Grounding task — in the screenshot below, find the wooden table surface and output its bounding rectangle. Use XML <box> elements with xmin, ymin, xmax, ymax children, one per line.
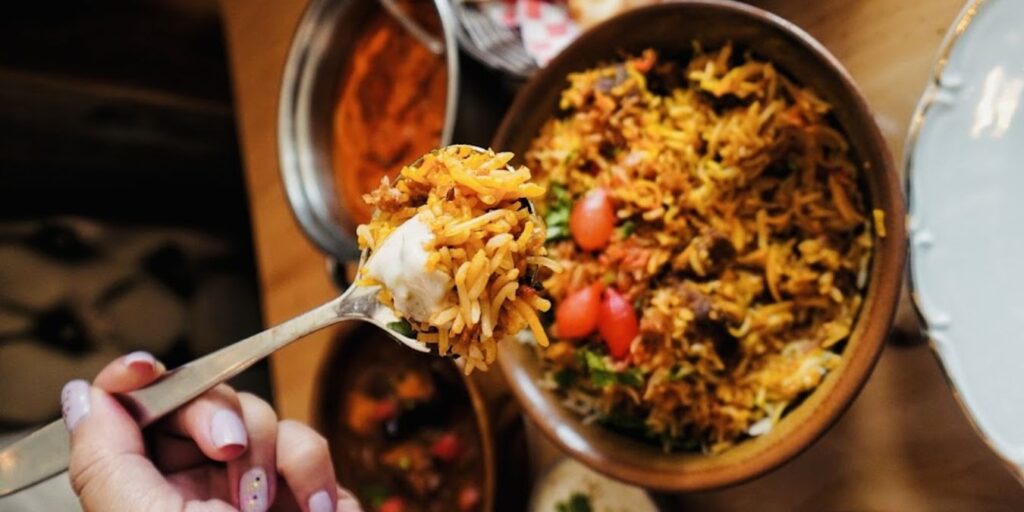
<box><xmin>219</xmin><ymin>0</ymin><xmax>1024</xmax><ymax>509</ymax></box>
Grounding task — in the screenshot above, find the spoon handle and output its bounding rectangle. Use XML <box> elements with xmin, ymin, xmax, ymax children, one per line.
<box><xmin>0</xmin><ymin>294</ymin><xmax>346</xmax><ymax>497</ymax></box>
<box><xmin>121</xmin><ymin>294</ymin><xmax>346</xmax><ymax>425</ymax></box>
<box><xmin>377</xmin><ymin>0</ymin><xmax>445</xmax><ymax>55</ymax></box>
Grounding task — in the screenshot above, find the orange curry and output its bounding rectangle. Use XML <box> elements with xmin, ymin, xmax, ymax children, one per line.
<box><xmin>331</xmin><ymin>2</ymin><xmax>448</xmax><ymax>225</ymax></box>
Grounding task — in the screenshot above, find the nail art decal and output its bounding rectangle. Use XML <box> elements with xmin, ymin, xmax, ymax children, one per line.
<box><xmin>240</xmin><ymin>467</ymin><xmax>269</xmax><ymax>512</ymax></box>
<box><xmin>60</xmin><ymin>380</ymin><xmax>90</xmax><ymax>431</ymax></box>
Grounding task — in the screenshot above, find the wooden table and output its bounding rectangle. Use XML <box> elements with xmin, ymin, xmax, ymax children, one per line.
<box><xmin>219</xmin><ymin>0</ymin><xmax>1024</xmax><ymax>509</ymax></box>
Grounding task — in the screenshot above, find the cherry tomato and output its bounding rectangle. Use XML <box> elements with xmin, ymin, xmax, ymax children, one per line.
<box><xmin>570</xmin><ymin>188</ymin><xmax>616</xmax><ymax>250</ymax></box>
<box><xmin>598</xmin><ymin>288</ymin><xmax>639</xmax><ymax>359</ymax></box>
<box><xmin>430</xmin><ymin>431</ymin><xmax>462</xmax><ymax>462</ymax></box>
<box><xmin>379</xmin><ymin>497</ymin><xmax>406</xmax><ymax>512</ymax></box>
<box><xmin>555</xmin><ymin>282</ymin><xmax>603</xmax><ymax>339</ymax></box>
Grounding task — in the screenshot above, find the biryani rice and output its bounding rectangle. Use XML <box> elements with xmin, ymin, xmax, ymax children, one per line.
<box><xmin>528</xmin><ymin>45</ymin><xmax>876</xmax><ymax>452</ymax></box>
<box><xmin>357</xmin><ymin>145</ymin><xmax>558</xmax><ymax>373</ymax></box>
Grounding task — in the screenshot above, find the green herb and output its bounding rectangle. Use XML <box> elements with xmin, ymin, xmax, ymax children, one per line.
<box><xmin>616</xmin><ymin>220</ymin><xmax>636</xmax><ymax>239</ymax></box>
<box><xmin>590</xmin><ymin>369</ymin><xmax>617</xmax><ymax>388</ymax></box>
<box><xmin>601</xmin><ymin>271</ymin><xmax>617</xmax><ymax>286</ymax></box>
<box><xmin>578</xmin><ymin>348</ymin><xmax>607</xmax><ymax>371</ymax></box>
<box><xmin>578</xmin><ymin>348</ymin><xmax>645</xmax><ymax>388</ymax></box>
<box><xmin>555</xmin><ymin>492</ymin><xmax>593</xmax><ymax>512</ymax></box>
<box><xmin>668</xmin><ymin>364</ymin><xmax>694</xmax><ymax>381</ymax></box>
<box><xmin>546</xmin><ymin>214</ymin><xmax>570</xmax><ymax>241</ymax></box>
<box><xmin>551</xmin><ymin>181</ymin><xmax>571</xmax><ymax>203</ymax></box>
<box><xmin>618</xmin><ymin>368</ymin><xmax>646</xmax><ymax>387</ymax></box>
<box><xmin>553</xmin><ymin>368</ymin><xmax>577</xmax><ymax>389</ymax></box>
<box><xmin>361</xmin><ymin>485</ymin><xmax>390</xmax><ymax>509</ymax></box>
<box><xmin>386</xmin><ymin>320</ymin><xmax>415</xmax><ymax>338</ymax></box>
<box><xmin>578</xmin><ymin>348</ymin><xmax>612</xmax><ymax>388</ymax></box>
<box><xmin>563</xmin><ymin>150</ymin><xmax>578</xmax><ymax>166</ymax></box>
<box><xmin>545</xmin><ymin>183</ymin><xmax>573</xmax><ymax>242</ymax></box>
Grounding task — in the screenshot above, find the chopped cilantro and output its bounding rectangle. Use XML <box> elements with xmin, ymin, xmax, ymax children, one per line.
<box><xmin>551</xmin><ymin>181</ymin><xmax>571</xmax><ymax>203</ymax></box>
<box><xmin>386</xmin><ymin>320</ymin><xmax>415</xmax><ymax>338</ymax></box>
<box><xmin>601</xmin><ymin>271</ymin><xmax>617</xmax><ymax>286</ymax></box>
<box><xmin>616</xmin><ymin>220</ymin><xmax>636</xmax><ymax>238</ymax></box>
<box><xmin>553</xmin><ymin>368</ymin><xmax>577</xmax><ymax>389</ymax></box>
<box><xmin>555</xmin><ymin>492</ymin><xmax>593</xmax><ymax>512</ymax></box>
<box><xmin>577</xmin><ymin>348</ymin><xmax>646</xmax><ymax>388</ymax></box>
<box><xmin>590</xmin><ymin>369</ymin><xmax>617</xmax><ymax>388</ymax></box>
<box><xmin>578</xmin><ymin>349</ymin><xmax>613</xmax><ymax>388</ymax></box>
<box><xmin>618</xmin><ymin>368</ymin><xmax>646</xmax><ymax>387</ymax></box>
<box><xmin>668</xmin><ymin>365</ymin><xmax>694</xmax><ymax>381</ymax></box>
<box><xmin>546</xmin><ymin>213</ymin><xmax>570</xmax><ymax>240</ymax></box>
<box><xmin>578</xmin><ymin>348</ymin><xmax>607</xmax><ymax>371</ymax></box>
<box><xmin>545</xmin><ymin>183</ymin><xmax>573</xmax><ymax>242</ymax></box>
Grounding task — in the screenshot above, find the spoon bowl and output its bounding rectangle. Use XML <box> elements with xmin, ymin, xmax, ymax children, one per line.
<box><xmin>359</xmin><ymin>144</ymin><xmax>540</xmax><ymax>287</ymax></box>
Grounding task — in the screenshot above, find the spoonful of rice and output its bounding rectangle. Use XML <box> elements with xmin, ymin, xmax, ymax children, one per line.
<box><xmin>0</xmin><ymin>145</ymin><xmax>558</xmax><ymax>497</ymax></box>
<box><xmin>357</xmin><ymin>144</ymin><xmax>559</xmax><ymax>370</ymax></box>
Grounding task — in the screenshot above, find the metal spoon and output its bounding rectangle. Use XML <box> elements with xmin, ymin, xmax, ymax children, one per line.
<box><xmin>378</xmin><ymin>0</ymin><xmax>445</xmax><ymax>56</ymax></box>
<box><xmin>0</xmin><ymin>145</ymin><xmax>538</xmax><ymax>497</ymax></box>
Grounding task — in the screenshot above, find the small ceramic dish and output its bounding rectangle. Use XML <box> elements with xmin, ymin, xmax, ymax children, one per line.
<box><xmin>529</xmin><ymin>457</ymin><xmax>657</xmax><ymax>512</ymax></box>
<box><xmin>906</xmin><ymin>0</ymin><xmax>1024</xmax><ymax>483</ymax></box>
<box><xmin>493</xmin><ymin>0</ymin><xmax>906</xmax><ymax>491</ymax></box>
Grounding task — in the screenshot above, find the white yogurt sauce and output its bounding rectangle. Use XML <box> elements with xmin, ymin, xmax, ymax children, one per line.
<box><xmin>365</xmin><ymin>215</ymin><xmax>447</xmax><ymax>322</ymax></box>
<box><xmin>530</xmin><ymin>458</ymin><xmax>657</xmax><ymax>512</ymax></box>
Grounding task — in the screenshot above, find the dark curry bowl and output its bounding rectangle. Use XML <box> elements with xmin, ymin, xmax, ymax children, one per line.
<box><xmin>316</xmin><ymin>325</ymin><xmax>496</xmax><ymax>510</ymax></box>
<box><xmin>491</xmin><ymin>0</ymin><xmax>906</xmax><ymax>491</ymax></box>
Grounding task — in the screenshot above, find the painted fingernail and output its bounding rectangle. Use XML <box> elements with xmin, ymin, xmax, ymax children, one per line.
<box><xmin>308</xmin><ymin>490</ymin><xmax>335</xmax><ymax>512</ymax></box>
<box><xmin>60</xmin><ymin>380</ymin><xmax>90</xmax><ymax>431</ymax></box>
<box><xmin>240</xmin><ymin>467</ymin><xmax>269</xmax><ymax>512</ymax></box>
<box><xmin>336</xmin><ymin>498</ymin><xmax>362</xmax><ymax>512</ymax></box>
<box><xmin>123</xmin><ymin>351</ymin><xmax>157</xmax><ymax>370</ymax></box>
<box><xmin>336</xmin><ymin>488</ymin><xmax>363</xmax><ymax>512</ymax></box>
<box><xmin>211</xmin><ymin>409</ymin><xmax>248</xmax><ymax>450</ymax></box>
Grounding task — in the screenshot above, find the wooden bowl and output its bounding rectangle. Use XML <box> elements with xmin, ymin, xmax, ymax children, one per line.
<box><xmin>492</xmin><ymin>0</ymin><xmax>906</xmax><ymax>491</ymax></box>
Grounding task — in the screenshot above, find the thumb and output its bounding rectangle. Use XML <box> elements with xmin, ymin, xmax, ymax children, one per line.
<box><xmin>61</xmin><ymin>380</ymin><xmax>181</xmax><ymax>512</ymax></box>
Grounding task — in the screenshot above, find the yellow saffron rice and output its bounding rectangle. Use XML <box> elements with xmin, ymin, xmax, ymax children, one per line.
<box><xmin>357</xmin><ymin>145</ymin><xmax>559</xmax><ymax>373</ymax></box>
<box><xmin>528</xmin><ymin>45</ymin><xmax>876</xmax><ymax>451</ymax></box>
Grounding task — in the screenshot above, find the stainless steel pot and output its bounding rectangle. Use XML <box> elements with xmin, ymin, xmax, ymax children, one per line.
<box><xmin>278</xmin><ymin>0</ymin><xmax>460</xmax><ymax>261</ymax></box>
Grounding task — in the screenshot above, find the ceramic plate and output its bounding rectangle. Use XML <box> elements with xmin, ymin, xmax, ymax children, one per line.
<box><xmin>907</xmin><ymin>0</ymin><xmax>1024</xmax><ymax>479</ymax></box>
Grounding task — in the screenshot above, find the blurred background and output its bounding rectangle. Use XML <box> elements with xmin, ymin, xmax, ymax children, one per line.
<box><xmin>1</xmin><ymin>0</ymin><xmax>1023</xmax><ymax>511</ymax></box>
<box><xmin>0</xmin><ymin>1</ymin><xmax>267</xmax><ymax>507</ymax></box>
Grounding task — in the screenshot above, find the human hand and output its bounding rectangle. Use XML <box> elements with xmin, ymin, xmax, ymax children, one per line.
<box><xmin>60</xmin><ymin>352</ymin><xmax>363</xmax><ymax>512</ymax></box>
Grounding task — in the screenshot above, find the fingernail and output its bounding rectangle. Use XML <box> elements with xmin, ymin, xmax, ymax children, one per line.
<box><xmin>336</xmin><ymin>496</ymin><xmax>363</xmax><ymax>512</ymax></box>
<box><xmin>60</xmin><ymin>380</ymin><xmax>91</xmax><ymax>431</ymax></box>
<box><xmin>308</xmin><ymin>490</ymin><xmax>335</xmax><ymax>512</ymax></box>
<box><xmin>335</xmin><ymin>488</ymin><xmax>363</xmax><ymax>512</ymax></box>
<box><xmin>240</xmin><ymin>467</ymin><xmax>269</xmax><ymax>512</ymax></box>
<box><xmin>211</xmin><ymin>409</ymin><xmax>248</xmax><ymax>450</ymax></box>
<box><xmin>123</xmin><ymin>351</ymin><xmax>156</xmax><ymax>370</ymax></box>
